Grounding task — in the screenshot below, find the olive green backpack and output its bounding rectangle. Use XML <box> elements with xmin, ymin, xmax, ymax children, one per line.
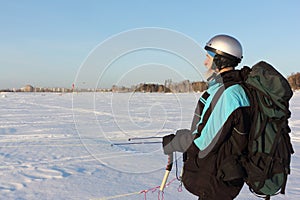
<box><xmin>239</xmin><ymin>61</ymin><xmax>294</xmax><ymax>199</ymax></box>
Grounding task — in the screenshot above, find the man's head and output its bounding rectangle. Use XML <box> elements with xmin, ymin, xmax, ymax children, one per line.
<box><xmin>204</xmin><ymin>34</ymin><xmax>243</xmax><ymax>71</ymax></box>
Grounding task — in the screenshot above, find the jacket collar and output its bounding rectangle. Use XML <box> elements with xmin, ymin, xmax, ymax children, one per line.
<box><xmin>213</xmin><ymin>70</ymin><xmax>243</xmax><ymax>84</ymax></box>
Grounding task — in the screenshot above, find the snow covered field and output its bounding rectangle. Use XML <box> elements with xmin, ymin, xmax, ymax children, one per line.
<box><xmin>0</xmin><ymin>91</ymin><xmax>299</xmax><ymax>200</ymax></box>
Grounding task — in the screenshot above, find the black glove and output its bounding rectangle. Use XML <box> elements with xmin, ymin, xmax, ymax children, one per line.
<box><xmin>162</xmin><ymin>129</ymin><xmax>193</xmax><ymax>155</ymax></box>
<box><xmin>162</xmin><ymin>134</ymin><xmax>175</xmax><ymax>155</ymax></box>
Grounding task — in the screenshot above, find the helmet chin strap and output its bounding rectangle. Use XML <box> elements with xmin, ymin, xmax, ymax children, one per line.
<box><xmin>206</xmin><ymin>72</ymin><xmax>217</xmax><ymax>81</ymax></box>
<box><xmin>205</xmin><ymin>64</ymin><xmax>218</xmax><ymax>81</ymax></box>
<box><xmin>211</xmin><ymin>61</ymin><xmax>234</xmax><ymax>72</ymax></box>
<box><xmin>218</xmin><ymin>66</ymin><xmax>234</xmax><ymax>73</ymax></box>
<box><xmin>211</xmin><ymin>62</ymin><xmax>218</xmax><ymax>70</ymax></box>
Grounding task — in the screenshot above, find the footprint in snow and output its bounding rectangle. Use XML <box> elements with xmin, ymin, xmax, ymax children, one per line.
<box><xmin>20</xmin><ymin>167</ymin><xmax>72</xmax><ymax>181</ymax></box>
<box><xmin>0</xmin><ymin>182</ymin><xmax>24</xmax><ymax>192</ymax></box>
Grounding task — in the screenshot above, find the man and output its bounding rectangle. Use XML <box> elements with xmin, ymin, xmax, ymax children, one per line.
<box><xmin>162</xmin><ymin>34</ymin><xmax>251</xmax><ymax>200</ymax></box>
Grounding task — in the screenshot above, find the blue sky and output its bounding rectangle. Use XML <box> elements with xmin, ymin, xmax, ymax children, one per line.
<box><xmin>1</xmin><ymin>0</ymin><xmax>299</xmax><ymax>89</ymax></box>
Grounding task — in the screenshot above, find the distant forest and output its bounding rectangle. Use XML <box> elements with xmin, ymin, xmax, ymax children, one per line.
<box><xmin>114</xmin><ymin>72</ymin><xmax>300</xmax><ymax>93</ymax></box>
<box><xmin>1</xmin><ymin>73</ymin><xmax>299</xmax><ymax>93</ymax></box>
<box><xmin>111</xmin><ymin>73</ymin><xmax>300</xmax><ymax>93</ymax></box>
<box><xmin>112</xmin><ymin>80</ymin><xmax>208</xmax><ymax>93</ymax></box>
<box><xmin>288</xmin><ymin>73</ymin><xmax>300</xmax><ymax>90</ymax></box>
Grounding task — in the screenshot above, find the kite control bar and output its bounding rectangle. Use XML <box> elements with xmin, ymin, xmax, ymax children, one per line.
<box><xmin>111</xmin><ymin>136</ymin><xmax>163</xmax><ymax>146</ymax></box>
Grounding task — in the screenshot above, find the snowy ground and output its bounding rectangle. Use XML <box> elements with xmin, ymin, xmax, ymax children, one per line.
<box><xmin>0</xmin><ymin>91</ymin><xmax>299</xmax><ymax>200</ymax></box>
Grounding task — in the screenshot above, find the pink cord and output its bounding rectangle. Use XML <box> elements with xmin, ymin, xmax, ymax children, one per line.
<box><xmin>139</xmin><ymin>178</ymin><xmax>180</xmax><ymax>200</ymax></box>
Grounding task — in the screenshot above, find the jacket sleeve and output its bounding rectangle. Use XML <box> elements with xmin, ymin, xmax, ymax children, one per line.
<box><xmin>163</xmin><ymin>99</ymin><xmax>203</xmax><ymax>153</ymax></box>
<box><xmin>163</xmin><ymin>90</ymin><xmax>212</xmax><ymax>153</ymax></box>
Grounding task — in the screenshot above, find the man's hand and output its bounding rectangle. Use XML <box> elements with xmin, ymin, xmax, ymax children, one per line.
<box><xmin>162</xmin><ymin>134</ymin><xmax>175</xmax><ymax>155</ymax></box>
<box><xmin>162</xmin><ymin>129</ymin><xmax>193</xmax><ymax>155</ymax></box>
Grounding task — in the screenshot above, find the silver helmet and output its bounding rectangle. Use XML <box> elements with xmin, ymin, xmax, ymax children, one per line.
<box><xmin>204</xmin><ymin>34</ymin><xmax>243</xmax><ymax>63</ymax></box>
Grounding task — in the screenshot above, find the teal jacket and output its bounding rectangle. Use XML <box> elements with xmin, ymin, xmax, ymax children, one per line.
<box><xmin>193</xmin><ymin>75</ymin><xmax>250</xmax><ymax>158</ymax></box>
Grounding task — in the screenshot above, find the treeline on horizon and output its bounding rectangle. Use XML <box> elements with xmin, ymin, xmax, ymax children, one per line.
<box><xmin>1</xmin><ymin>73</ymin><xmax>300</xmax><ymax>93</ymax></box>
<box><xmin>288</xmin><ymin>72</ymin><xmax>300</xmax><ymax>90</ymax></box>
<box><xmin>122</xmin><ymin>73</ymin><xmax>300</xmax><ymax>92</ymax></box>
<box><xmin>0</xmin><ymin>80</ymin><xmax>208</xmax><ymax>93</ymax></box>
<box><xmin>113</xmin><ymin>80</ymin><xmax>207</xmax><ymax>93</ymax></box>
